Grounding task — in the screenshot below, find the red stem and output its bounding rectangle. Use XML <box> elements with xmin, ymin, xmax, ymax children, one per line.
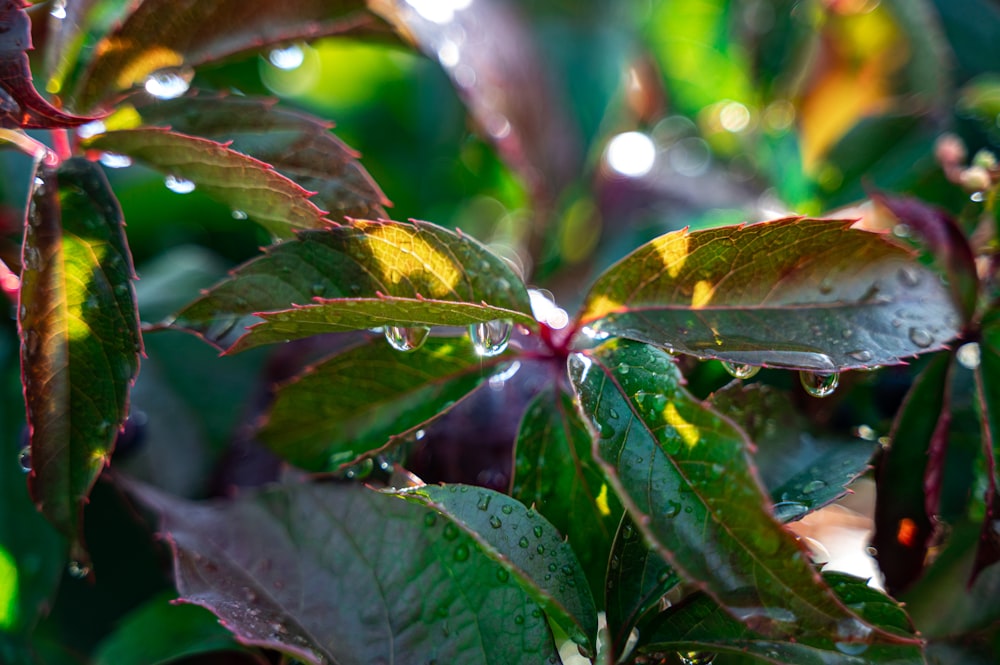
<box><xmin>50</xmin><ymin>128</ymin><xmax>72</xmax><ymax>162</ymax></box>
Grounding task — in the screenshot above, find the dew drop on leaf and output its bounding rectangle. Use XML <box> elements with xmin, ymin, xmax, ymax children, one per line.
<box><xmin>496</xmin><ymin>567</ymin><xmax>509</xmax><ymax>582</ymax></box>
<box><xmin>164</xmin><ymin>175</ymin><xmax>196</xmax><ymax>194</ymax></box>
<box><xmin>501</xmin><ymin>504</ymin><xmax>513</xmax><ymax>515</ymax></box>
<box><xmin>721</xmin><ymin>361</ymin><xmax>760</xmax><ymax>379</ymax></box>
<box><xmin>442</xmin><ymin>523</ymin><xmax>459</xmax><ymax>541</ymax></box>
<box><xmin>50</xmin><ymin>0</ymin><xmax>67</xmax><ymax>19</ymax></box>
<box><xmin>17</xmin><ymin>445</ymin><xmax>31</xmax><ymax>473</ymax></box>
<box><xmin>897</xmin><ymin>265</ymin><xmax>922</xmax><ymax>288</ymax></box>
<box><xmin>518</xmin><ymin>536</ymin><xmax>529</xmax><ymax>548</ymax></box>
<box><xmin>488</xmin><ymin>515</ymin><xmax>501</xmax><ymax>529</ymax></box>
<box><xmin>468</xmin><ymin>319</ymin><xmax>512</xmax><ymax>357</ymax></box>
<box><xmin>801</xmin><ymin>479</ymin><xmax>827</xmax><ymax>495</ymax></box>
<box><xmin>67</xmin><ymin>561</ymin><xmax>90</xmax><ymax>579</ymax></box>
<box><xmin>453</xmin><ymin>544</ymin><xmax>469</xmax><ymax>562</ymax></box>
<box><xmin>384</xmin><ymin>325</ymin><xmax>430</xmax><ymax>352</ymax></box>
<box><xmin>423</xmin><ymin>512</ymin><xmax>437</xmax><ymax>528</ymax></box>
<box><xmin>514</xmin><ymin>614</ymin><xmax>525</xmax><ymax>625</ymax></box>
<box><xmin>144</xmin><ymin>68</ymin><xmax>193</xmax><ymax>99</ymax></box>
<box><xmin>679</xmin><ymin>652</ymin><xmax>716</xmax><ymax>665</ymax></box>
<box><xmin>98</xmin><ymin>152</ymin><xmax>132</xmax><ymax>169</ymax></box>
<box><xmin>799</xmin><ymin>371</ymin><xmax>839</xmax><ymax>398</ymax></box>
<box><xmin>665</xmin><ymin>500</ymin><xmax>681</xmax><ymax>518</ymax></box>
<box><xmin>268</xmin><ymin>44</ymin><xmax>305</xmax><ymax>70</ymax></box>
<box><xmin>908</xmin><ymin>327</ymin><xmax>933</xmax><ymax>349</ymax></box>
<box><xmin>532</xmin><ymin>525</ymin><xmax>543</xmax><ymax>538</ymax></box>
<box><xmin>846</xmin><ymin>349</ymin><xmax>872</xmax><ymax>363</ymax></box>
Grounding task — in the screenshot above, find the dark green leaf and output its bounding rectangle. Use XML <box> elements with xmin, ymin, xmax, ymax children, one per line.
<box><xmin>92</xmin><ymin>592</ymin><xmax>248</xmax><ymax>665</ymax></box>
<box><xmin>974</xmin><ymin>308</ymin><xmax>1000</xmax><ymax>579</ymax></box>
<box><xmin>578</xmin><ymin>219</ymin><xmax>961</xmax><ymax>371</ymax></box>
<box><xmin>395</xmin><ymin>484</ymin><xmax>597</xmax><ymax>654</ymax></box>
<box><xmin>639</xmin><ymin>573</ymin><xmax>924</xmax><ymax>664</ymax></box>
<box><xmin>124</xmin><ymin>478</ymin><xmax>560</xmax><ymax>665</ymax></box>
<box><xmin>71</xmin><ymin>0</ymin><xmax>391</xmax><ymax>111</ymax></box>
<box><xmin>511</xmin><ymin>387</ymin><xmax>622</xmax><ymax>597</ymax></box>
<box><xmin>165</xmin><ymin>220</ymin><xmax>534</xmax><ymax>351</ymax></box>
<box><xmin>873</xmin><ymin>351</ymin><xmax>952</xmax><ymax>594</ymax></box>
<box><xmin>708</xmin><ymin>382</ymin><xmax>877</xmax><ymax>519</ymax></box>
<box><xmin>83</xmin><ymin>129</ymin><xmax>328</xmax><ymax>238</ymax></box>
<box><xmin>259</xmin><ymin>336</ymin><xmax>501</xmax><ymax>471</ymax></box>
<box><xmin>119</xmin><ymin>95</ymin><xmax>390</xmax><ymax>222</ymax></box>
<box><xmin>568</xmin><ymin>339</ymin><xmax>917</xmax><ymax>646</ymax></box>
<box><xmin>19</xmin><ymin>157</ymin><xmax>141</xmax><ymax>561</ymax></box>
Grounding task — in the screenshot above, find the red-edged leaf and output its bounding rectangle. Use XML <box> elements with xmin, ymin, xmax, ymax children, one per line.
<box><xmin>0</xmin><ymin>1</ymin><xmax>96</xmax><ymax>128</ymax></box>
<box><xmin>578</xmin><ymin>218</ymin><xmax>962</xmax><ymax>371</ymax></box>
<box><xmin>568</xmin><ymin>339</ymin><xmax>920</xmax><ymax>648</ymax></box>
<box><xmin>125</xmin><ymin>95</ymin><xmax>390</xmax><ymax>222</ymax></box>
<box><xmin>973</xmin><ymin>308</ymin><xmax>1000</xmax><ymax>582</ymax></box>
<box><xmin>83</xmin><ymin>128</ymin><xmax>329</xmax><ymax>237</ymax></box>
<box><xmin>19</xmin><ymin>157</ymin><xmax>141</xmax><ymax>561</ymax></box>
<box><xmin>873</xmin><ymin>351</ymin><xmax>953</xmax><ymax>594</ymax></box>
<box><xmin>72</xmin><ymin>0</ymin><xmax>391</xmax><ymax>111</ymax></box>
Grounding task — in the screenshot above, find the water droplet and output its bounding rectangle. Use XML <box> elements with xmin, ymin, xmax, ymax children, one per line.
<box><xmin>164</xmin><ymin>174</ymin><xmax>195</xmax><ymax>194</ymax></box>
<box><xmin>496</xmin><ymin>567</ymin><xmax>509</xmax><ymax>582</ymax></box>
<box><xmin>489</xmin><ymin>515</ymin><xmax>501</xmax><ymax>529</ymax></box>
<box><xmin>453</xmin><ymin>544</ymin><xmax>469</xmax><ymax>562</ymax></box>
<box><xmin>536</xmin><ymin>544</ymin><xmax>545</xmax><ymax>555</ymax></box>
<box><xmin>897</xmin><ymin>265</ymin><xmax>922</xmax><ymax>288</ymax></box>
<box><xmin>908</xmin><ymin>327</ymin><xmax>934</xmax><ymax>348</ymax></box>
<box><xmin>622</xmin><ymin>524</ymin><xmax>635</xmax><ymax>540</ymax></box>
<box><xmin>310</xmin><ymin>283</ymin><xmax>326</xmax><ymax>297</ymax></box>
<box><xmin>50</xmin><ymin>0</ymin><xmax>67</xmax><ymax>20</ymax></box>
<box><xmin>679</xmin><ymin>652</ymin><xmax>716</xmax><ymax>665</ymax></box>
<box><xmin>18</xmin><ymin>445</ymin><xmax>31</xmax><ymax>472</ymax></box>
<box><xmin>343</xmin><ymin>458</ymin><xmax>373</xmax><ymax>480</ymax></box>
<box><xmin>846</xmin><ymin>349</ymin><xmax>872</xmax><ymax>364</ymax></box>
<box><xmin>501</xmin><ymin>505</ymin><xmax>513</xmax><ymax>515</ymax></box>
<box><xmin>518</xmin><ymin>536</ymin><xmax>529</xmax><ymax>548</ymax></box>
<box><xmin>424</xmin><ymin>512</ymin><xmax>437</xmax><ymax>527</ymax></box>
<box><xmin>841</xmin><ymin>328</ymin><xmax>854</xmax><ymax>340</ymax></box>
<box><xmin>268</xmin><ymin>44</ymin><xmax>305</xmax><ymax>70</ymax></box>
<box><xmin>144</xmin><ymin>68</ymin><xmax>193</xmax><ymax>99</ymax></box>
<box><xmin>468</xmin><ymin>319</ymin><xmax>512</xmax><ymax>357</ymax></box>
<box><xmin>721</xmin><ymin>362</ymin><xmax>760</xmax><ymax>380</ymax></box>
<box><xmin>799</xmin><ymin>371</ymin><xmax>839</xmax><ymax>398</ymax></box>
<box><xmin>473</xmin><ymin>494</ymin><xmax>492</xmax><ymax>513</ymax></box>
<box><xmin>514</xmin><ymin>614</ymin><xmax>525</xmax><ymax>625</ymax></box>
<box><xmin>548</xmin><ymin>563</ymin><xmax>558</xmax><ymax>572</ymax></box>
<box><xmin>802</xmin><ymin>479</ymin><xmax>827</xmax><ymax>495</ymax></box>
<box><xmin>443</xmin><ymin>523</ymin><xmax>459</xmax><ymax>541</ymax></box>
<box><xmin>67</xmin><ymin>560</ymin><xmax>89</xmax><ymax>579</ymax></box>
<box><xmin>384</xmin><ymin>325</ymin><xmax>430</xmax><ymax>352</ymax></box>
<box><xmin>608</xmin><ymin>408</ymin><xmax>620</xmax><ymax>420</ymax></box>
<box><xmin>532</xmin><ymin>525</ymin><xmax>543</xmax><ymax>538</ymax></box>
<box><xmin>231</xmin><ymin>209</ymin><xmax>248</xmax><ymax>220</ymax></box>
<box><xmin>617</xmin><ymin>364</ymin><xmax>630</xmax><ymax>375</ymax></box>
<box><xmin>957</xmin><ymin>342</ymin><xmax>981</xmax><ymax>370</ymax></box>
<box><xmin>773</xmin><ymin>501</ymin><xmax>809</xmax><ymax>521</ymax></box>
<box><xmin>665</xmin><ymin>500</ymin><xmax>681</xmax><ymax>518</ymax></box>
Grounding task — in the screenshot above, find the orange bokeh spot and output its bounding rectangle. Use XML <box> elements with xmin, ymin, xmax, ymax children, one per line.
<box><xmin>896</xmin><ymin>518</ymin><xmax>918</xmax><ymax>547</ymax></box>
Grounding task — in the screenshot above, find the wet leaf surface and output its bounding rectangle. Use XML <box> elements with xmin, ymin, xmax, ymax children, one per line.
<box><xmin>165</xmin><ymin>220</ymin><xmax>534</xmax><ymax>351</ymax></box>
<box><xmin>569</xmin><ymin>339</ymin><xmax>917</xmax><ymax>645</ymax></box>
<box><xmin>72</xmin><ymin>0</ymin><xmax>390</xmax><ymax>111</ymax></box>
<box><xmin>124</xmin><ymin>478</ymin><xmax>560</xmax><ymax>665</ymax></box>
<box><xmin>259</xmin><ymin>336</ymin><xmax>500</xmax><ymax>471</ymax></box>
<box><xmin>578</xmin><ymin>219</ymin><xmax>962</xmax><ymax>371</ymax></box>
<box><xmin>395</xmin><ymin>484</ymin><xmax>597</xmax><ymax>654</ymax></box>
<box><xmin>511</xmin><ymin>387</ymin><xmax>622</xmax><ymax>598</ymax></box>
<box><xmin>19</xmin><ymin>157</ymin><xmax>141</xmax><ymax>560</ymax></box>
<box><xmin>639</xmin><ymin>573</ymin><xmax>925</xmax><ymax>664</ymax></box>
<box><xmin>125</xmin><ymin>95</ymin><xmax>390</xmax><ymax>222</ymax></box>
<box><xmin>83</xmin><ymin>129</ymin><xmax>328</xmax><ymax>238</ymax></box>
<box><xmin>873</xmin><ymin>351</ymin><xmax>953</xmax><ymax>594</ymax></box>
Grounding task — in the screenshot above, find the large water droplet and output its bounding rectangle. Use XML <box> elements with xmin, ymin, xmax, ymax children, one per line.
<box><xmin>908</xmin><ymin>327</ymin><xmax>933</xmax><ymax>349</ymax></box>
<box><xmin>50</xmin><ymin>0</ymin><xmax>67</xmax><ymax>19</ymax></box>
<box><xmin>268</xmin><ymin>44</ymin><xmax>305</xmax><ymax>70</ymax></box>
<box><xmin>800</xmin><ymin>371</ymin><xmax>839</xmax><ymax>398</ymax></box>
<box><xmin>144</xmin><ymin>68</ymin><xmax>193</xmax><ymax>99</ymax></box>
<box><xmin>97</xmin><ymin>151</ymin><xmax>132</xmax><ymax>169</ymax></box>
<box><xmin>468</xmin><ymin>319</ymin><xmax>512</xmax><ymax>357</ymax></box>
<box><xmin>957</xmin><ymin>342</ymin><xmax>981</xmax><ymax>370</ymax></box>
<box><xmin>476</xmin><ymin>493</ymin><xmax>491</xmax><ymax>511</ymax></box>
<box><xmin>164</xmin><ymin>174</ymin><xmax>196</xmax><ymax>194</ymax></box>
<box><xmin>18</xmin><ymin>445</ymin><xmax>31</xmax><ymax>472</ymax></box>
<box><xmin>721</xmin><ymin>361</ymin><xmax>760</xmax><ymax>380</ymax></box>
<box><xmin>384</xmin><ymin>325</ymin><xmax>430</xmax><ymax>352</ymax></box>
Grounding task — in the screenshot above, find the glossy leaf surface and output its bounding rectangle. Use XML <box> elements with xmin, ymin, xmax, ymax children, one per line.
<box><xmin>511</xmin><ymin>387</ymin><xmax>621</xmax><ymax>595</ymax></box>
<box><xmin>974</xmin><ymin>309</ymin><xmax>1000</xmax><ymax>579</ymax></box>
<box><xmin>578</xmin><ymin>219</ymin><xmax>961</xmax><ymax>371</ymax></box>
<box><xmin>640</xmin><ymin>573</ymin><xmax>925</xmax><ymax>664</ymax></box>
<box><xmin>19</xmin><ymin>157</ymin><xmax>141</xmax><ymax>558</ymax></box>
<box><xmin>166</xmin><ymin>219</ymin><xmax>534</xmax><ymax>351</ymax></box>
<box><xmin>72</xmin><ymin>0</ymin><xmax>388</xmax><ymax>111</ymax></box>
<box><xmin>84</xmin><ymin>129</ymin><xmax>328</xmax><ymax>237</ymax></box>
<box><xmin>569</xmin><ymin>339</ymin><xmax>914</xmax><ymax>645</ymax></box>
<box><xmin>395</xmin><ymin>484</ymin><xmax>597</xmax><ymax>653</ymax></box>
<box><xmin>125</xmin><ymin>479</ymin><xmax>560</xmax><ymax>665</ymax></box>
<box><xmin>126</xmin><ymin>95</ymin><xmax>389</xmax><ymax>222</ymax></box>
<box><xmin>873</xmin><ymin>351</ymin><xmax>952</xmax><ymax>594</ymax></box>
<box><xmin>259</xmin><ymin>336</ymin><xmax>499</xmax><ymax>470</ymax></box>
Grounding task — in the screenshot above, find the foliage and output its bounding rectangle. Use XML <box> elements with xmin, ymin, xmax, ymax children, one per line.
<box><xmin>2</xmin><ymin>1</ymin><xmax>1000</xmax><ymax>664</ymax></box>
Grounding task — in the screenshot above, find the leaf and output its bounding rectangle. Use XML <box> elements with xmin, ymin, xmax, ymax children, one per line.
<box><xmin>72</xmin><ymin>0</ymin><xmax>391</xmax><ymax>111</ymax></box>
<box><xmin>83</xmin><ymin>128</ymin><xmax>328</xmax><ymax>238</ymax></box>
<box><xmin>639</xmin><ymin>573</ymin><xmax>925</xmax><ymax>665</ymax></box>
<box><xmin>259</xmin><ymin>336</ymin><xmax>501</xmax><ymax>471</ymax></box>
<box><xmin>578</xmin><ymin>218</ymin><xmax>962</xmax><ymax>371</ymax></box>
<box><xmin>394</xmin><ymin>484</ymin><xmax>597</xmax><ymax>654</ymax></box>
<box><xmin>92</xmin><ymin>592</ymin><xmax>250</xmax><ymax>665</ymax></box>
<box><xmin>115</xmin><ymin>95</ymin><xmax>390</xmax><ymax>222</ymax></box>
<box><xmin>568</xmin><ymin>339</ymin><xmax>918</xmax><ymax>646</ymax></box>
<box><xmin>872</xmin><ymin>351</ymin><xmax>953</xmax><ymax>594</ymax></box>
<box><xmin>166</xmin><ymin>219</ymin><xmax>535</xmax><ymax>351</ymax></box>
<box><xmin>974</xmin><ymin>308</ymin><xmax>1000</xmax><ymax>580</ymax></box>
<box><xmin>124</xmin><ymin>478</ymin><xmax>561</xmax><ymax>665</ymax></box>
<box><xmin>0</xmin><ymin>2</ymin><xmax>96</xmax><ymax>128</ymax></box>
<box><xmin>708</xmin><ymin>382</ymin><xmax>877</xmax><ymax>520</ymax></box>
<box><xmin>511</xmin><ymin>387</ymin><xmax>622</xmax><ymax>597</ymax></box>
<box><xmin>19</xmin><ymin>157</ymin><xmax>141</xmax><ymax>561</ymax></box>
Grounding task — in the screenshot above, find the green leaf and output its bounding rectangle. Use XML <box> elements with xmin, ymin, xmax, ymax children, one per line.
<box><xmin>117</xmin><ymin>95</ymin><xmax>390</xmax><ymax>222</ymax></box>
<box><xmin>568</xmin><ymin>339</ymin><xmax>918</xmax><ymax>645</ymax></box>
<box><xmin>639</xmin><ymin>573</ymin><xmax>925</xmax><ymax>664</ymax></box>
<box><xmin>873</xmin><ymin>351</ymin><xmax>953</xmax><ymax>594</ymax></box>
<box><xmin>974</xmin><ymin>308</ymin><xmax>1000</xmax><ymax>578</ymax></box>
<box><xmin>19</xmin><ymin>157</ymin><xmax>141</xmax><ymax>561</ymax></box>
<box><xmin>83</xmin><ymin>129</ymin><xmax>328</xmax><ymax>238</ymax></box>
<box><xmin>578</xmin><ymin>219</ymin><xmax>962</xmax><ymax>371</ymax></box>
<box><xmin>708</xmin><ymin>382</ymin><xmax>877</xmax><ymax>520</ymax></box>
<box><xmin>71</xmin><ymin>0</ymin><xmax>390</xmax><ymax>111</ymax></box>
<box><xmin>394</xmin><ymin>484</ymin><xmax>597</xmax><ymax>654</ymax></box>
<box><xmin>511</xmin><ymin>387</ymin><xmax>622</xmax><ymax>598</ymax></box>
<box><xmin>259</xmin><ymin>336</ymin><xmax>501</xmax><ymax>471</ymax></box>
<box><xmin>165</xmin><ymin>220</ymin><xmax>534</xmax><ymax>351</ymax></box>
<box><xmin>92</xmin><ymin>592</ymin><xmax>245</xmax><ymax>665</ymax></box>
<box><xmin>124</xmin><ymin>479</ymin><xmax>560</xmax><ymax>665</ymax></box>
